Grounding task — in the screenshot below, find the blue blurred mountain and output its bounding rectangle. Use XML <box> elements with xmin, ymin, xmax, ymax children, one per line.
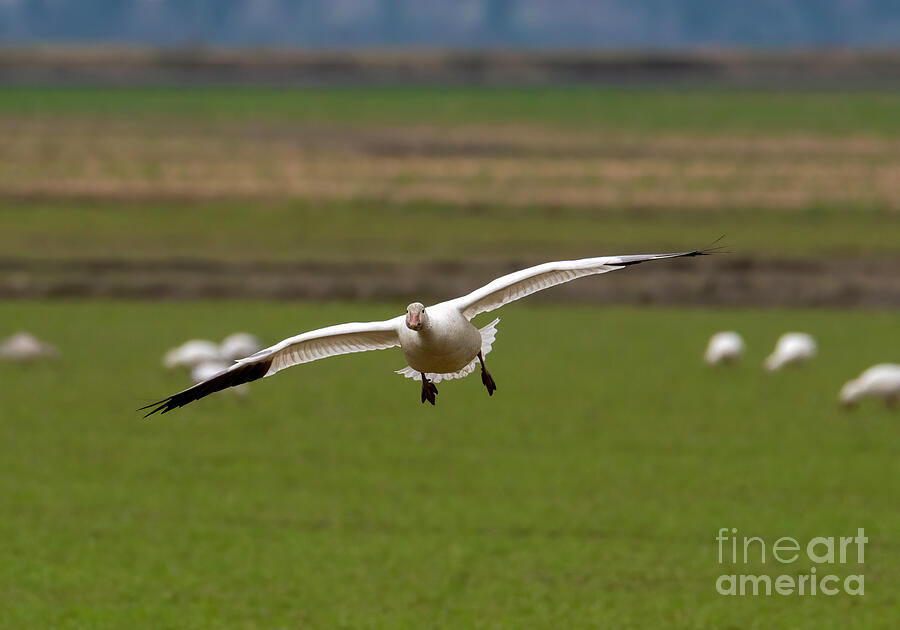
<box><xmin>0</xmin><ymin>0</ymin><xmax>898</xmax><ymax>48</ymax></box>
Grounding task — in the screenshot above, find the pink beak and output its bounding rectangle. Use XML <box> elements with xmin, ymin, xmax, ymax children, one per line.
<box><xmin>407</xmin><ymin>312</ymin><xmax>420</xmax><ymax>330</ymax></box>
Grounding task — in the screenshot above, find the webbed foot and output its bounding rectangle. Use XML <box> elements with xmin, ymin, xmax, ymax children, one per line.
<box><xmin>477</xmin><ymin>351</ymin><xmax>497</xmax><ymax>396</ymax></box>
<box><xmin>420</xmin><ymin>373</ymin><xmax>438</xmax><ymax>405</ymax></box>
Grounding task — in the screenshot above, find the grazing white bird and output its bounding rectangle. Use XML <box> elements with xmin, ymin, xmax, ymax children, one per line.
<box><xmin>141</xmin><ymin>247</ymin><xmax>712</xmax><ymax>416</ymax></box>
<box><xmin>704</xmin><ymin>331</ymin><xmax>745</xmax><ymax>366</ymax></box>
<box><xmin>162</xmin><ymin>339</ymin><xmax>221</xmax><ymax>370</ymax></box>
<box><xmin>0</xmin><ymin>332</ymin><xmax>58</xmax><ymax>362</ymax></box>
<box><xmin>219</xmin><ymin>333</ymin><xmax>263</xmax><ymax>362</ymax></box>
<box><xmin>764</xmin><ymin>332</ymin><xmax>817</xmax><ymax>372</ymax></box>
<box><xmin>839</xmin><ymin>364</ymin><xmax>900</xmax><ymax>409</ymax></box>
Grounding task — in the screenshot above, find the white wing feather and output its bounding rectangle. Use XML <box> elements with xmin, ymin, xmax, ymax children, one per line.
<box><xmin>142</xmin><ymin>317</ymin><xmax>403</xmax><ymax>416</ymax></box>
<box><xmin>448</xmin><ymin>252</ymin><xmax>700</xmax><ymax>319</ymax></box>
<box><xmin>238</xmin><ymin>318</ymin><xmax>402</xmax><ymax>377</ymax></box>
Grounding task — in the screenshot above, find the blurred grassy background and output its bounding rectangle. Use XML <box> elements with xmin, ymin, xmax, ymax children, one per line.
<box><xmin>2</xmin><ymin>86</ymin><xmax>898</xmax><ymax>267</ymax></box>
<box><xmin>1</xmin><ymin>78</ymin><xmax>898</xmax><ymax>629</ymax></box>
<box><xmin>1</xmin><ymin>200</ymin><xmax>896</xmax><ymax>262</ymax></box>
<box><xmin>1</xmin><ymin>301</ymin><xmax>898</xmax><ymax>628</ymax></box>
<box><xmin>4</xmin><ymin>86</ymin><xmax>900</xmax><ymax>134</ymax></box>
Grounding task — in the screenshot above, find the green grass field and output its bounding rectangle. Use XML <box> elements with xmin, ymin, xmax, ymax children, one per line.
<box><xmin>4</xmin><ymin>85</ymin><xmax>898</xmax><ymax>280</ymax></box>
<box><xmin>3</xmin><ymin>86</ymin><xmax>898</xmax><ymax>266</ymax></box>
<box><xmin>2</xmin><ymin>199</ymin><xmax>896</xmax><ymax>263</ymax></box>
<box><xmin>1</xmin><ymin>81</ymin><xmax>897</xmax><ymax>627</ymax></box>
<box><xmin>1</xmin><ymin>301</ymin><xmax>898</xmax><ymax>628</ymax></box>
<box><xmin>4</xmin><ymin>86</ymin><xmax>900</xmax><ymax>135</ymax></box>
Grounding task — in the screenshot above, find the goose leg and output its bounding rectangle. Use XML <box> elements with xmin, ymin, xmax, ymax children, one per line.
<box><xmin>477</xmin><ymin>351</ymin><xmax>497</xmax><ymax>396</ymax></box>
<box><xmin>420</xmin><ymin>372</ymin><xmax>438</xmax><ymax>405</ymax></box>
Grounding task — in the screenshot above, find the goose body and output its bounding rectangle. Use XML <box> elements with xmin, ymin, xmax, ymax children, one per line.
<box><xmin>398</xmin><ymin>306</ymin><xmax>482</xmax><ymax>375</ymax></box>
<box><xmin>163</xmin><ymin>339</ymin><xmax>221</xmax><ymax>370</ymax></box>
<box><xmin>220</xmin><ymin>333</ymin><xmax>262</xmax><ymax>362</ymax></box>
<box><xmin>764</xmin><ymin>332</ymin><xmax>817</xmax><ymax>372</ymax></box>
<box><xmin>164</xmin><ymin>334</ymin><xmax>263</xmax><ymax>370</ymax></box>
<box><xmin>0</xmin><ymin>333</ymin><xmax>58</xmax><ymax>362</ymax></box>
<box><xmin>142</xmin><ymin>247</ymin><xmax>711</xmax><ymax>416</ymax></box>
<box><xmin>704</xmin><ymin>331</ymin><xmax>744</xmax><ymax>366</ymax></box>
<box><xmin>840</xmin><ymin>363</ymin><xmax>900</xmax><ymax>409</ymax></box>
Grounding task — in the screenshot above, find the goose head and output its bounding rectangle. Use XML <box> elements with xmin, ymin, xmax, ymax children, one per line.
<box><xmin>405</xmin><ymin>303</ymin><xmax>427</xmax><ymax>331</ymax></box>
<box><xmin>838</xmin><ymin>380</ymin><xmax>860</xmax><ymax>410</ymax></box>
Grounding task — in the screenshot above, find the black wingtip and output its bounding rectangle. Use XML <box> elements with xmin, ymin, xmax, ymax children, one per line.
<box><xmin>677</xmin><ymin>236</ymin><xmax>730</xmax><ymax>259</ymax></box>
<box><xmin>139</xmin><ymin>399</ymin><xmax>172</xmax><ymax>418</ymax></box>
<box><xmin>695</xmin><ymin>234</ymin><xmax>730</xmax><ymax>256</ymax></box>
<box><xmin>611</xmin><ymin>238</ymin><xmax>728</xmax><ymax>267</ymax></box>
<box><xmin>139</xmin><ymin>397</ymin><xmax>176</xmax><ymax>418</ymax></box>
<box><xmin>138</xmin><ymin>358</ymin><xmax>272</xmax><ymax>418</ymax></box>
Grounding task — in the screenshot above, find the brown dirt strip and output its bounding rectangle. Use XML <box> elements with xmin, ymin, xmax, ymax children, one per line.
<box><xmin>4</xmin><ymin>48</ymin><xmax>900</xmax><ymax>86</ymax></box>
<box><xmin>2</xmin><ymin>256</ymin><xmax>898</xmax><ymax>308</ymax></box>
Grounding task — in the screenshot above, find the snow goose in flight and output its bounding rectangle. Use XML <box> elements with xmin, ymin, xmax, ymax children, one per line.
<box><xmin>704</xmin><ymin>331</ymin><xmax>745</xmax><ymax>366</ymax></box>
<box><xmin>839</xmin><ymin>364</ymin><xmax>900</xmax><ymax>409</ymax></box>
<box><xmin>764</xmin><ymin>332</ymin><xmax>817</xmax><ymax>372</ymax></box>
<box><xmin>141</xmin><ymin>247</ymin><xmax>712</xmax><ymax>416</ymax></box>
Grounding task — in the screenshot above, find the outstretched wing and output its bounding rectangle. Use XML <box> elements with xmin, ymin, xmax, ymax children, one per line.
<box><xmin>141</xmin><ymin>318</ymin><xmax>402</xmax><ymax>417</ymax></box>
<box><xmin>449</xmin><ymin>250</ymin><xmax>709</xmax><ymax>319</ymax></box>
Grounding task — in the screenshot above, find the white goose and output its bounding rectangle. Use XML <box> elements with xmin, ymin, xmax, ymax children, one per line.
<box><xmin>0</xmin><ymin>332</ymin><xmax>59</xmax><ymax>362</ymax></box>
<box><xmin>764</xmin><ymin>332</ymin><xmax>817</xmax><ymax>372</ymax></box>
<box><xmin>839</xmin><ymin>364</ymin><xmax>900</xmax><ymax>409</ymax></box>
<box><xmin>141</xmin><ymin>248</ymin><xmax>710</xmax><ymax>416</ymax></box>
<box><xmin>162</xmin><ymin>339</ymin><xmax>221</xmax><ymax>370</ymax></box>
<box><xmin>220</xmin><ymin>332</ymin><xmax>263</xmax><ymax>362</ymax></box>
<box><xmin>704</xmin><ymin>331</ymin><xmax>745</xmax><ymax>366</ymax></box>
<box><xmin>163</xmin><ymin>334</ymin><xmax>264</xmax><ymax>370</ymax></box>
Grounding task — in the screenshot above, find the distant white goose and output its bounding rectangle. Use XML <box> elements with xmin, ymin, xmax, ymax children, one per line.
<box><xmin>162</xmin><ymin>339</ymin><xmax>221</xmax><ymax>370</ymax></box>
<box><xmin>704</xmin><ymin>331</ymin><xmax>745</xmax><ymax>366</ymax></box>
<box><xmin>220</xmin><ymin>332</ymin><xmax>263</xmax><ymax>362</ymax></box>
<box><xmin>840</xmin><ymin>364</ymin><xmax>900</xmax><ymax>409</ymax></box>
<box><xmin>764</xmin><ymin>332</ymin><xmax>817</xmax><ymax>372</ymax></box>
<box><xmin>141</xmin><ymin>247</ymin><xmax>711</xmax><ymax>416</ymax></box>
<box><xmin>0</xmin><ymin>332</ymin><xmax>58</xmax><ymax>362</ymax></box>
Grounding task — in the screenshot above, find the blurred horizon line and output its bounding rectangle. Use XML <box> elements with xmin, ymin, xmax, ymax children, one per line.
<box><xmin>3</xmin><ymin>45</ymin><xmax>900</xmax><ymax>88</ymax></box>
